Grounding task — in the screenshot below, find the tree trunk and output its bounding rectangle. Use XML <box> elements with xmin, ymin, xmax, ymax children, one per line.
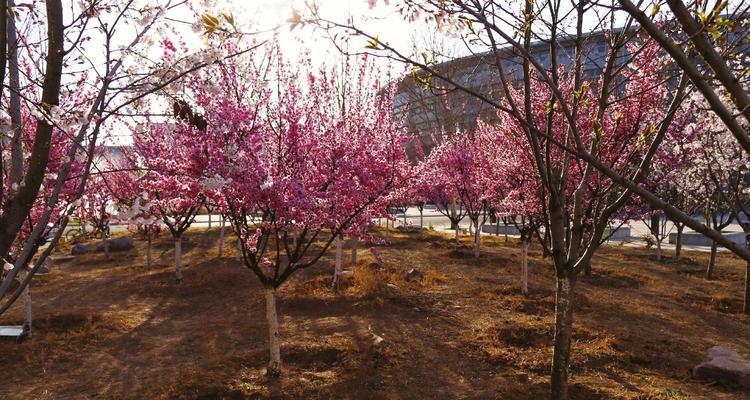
<box><xmin>332</xmin><ymin>235</ymin><xmax>343</xmax><ymax>289</ymax></box>
<box><xmin>450</xmin><ymin>201</ymin><xmax>457</xmax><ymax>229</ymax></box>
<box><xmin>146</xmin><ymin>234</ymin><xmax>153</xmax><ymax>270</ymax></box>
<box><xmin>103</xmin><ymin>237</ymin><xmax>110</xmax><ymax>260</ymax></box>
<box><xmin>542</xmin><ymin>231</ymin><xmax>551</xmax><ymax>258</ymax></box>
<box><xmin>351</xmin><ymin>240</ymin><xmax>357</xmax><ymax>267</ymax></box>
<box><xmin>7</xmin><ymin>1</ymin><xmax>22</xmax><ymax>185</ymax></box>
<box><xmin>705</xmin><ymin>241</ymin><xmax>718</xmax><ymax>280</ymax></box>
<box><xmin>419</xmin><ymin>210</ymin><xmax>423</xmax><ymax>228</ymax></box>
<box><xmin>582</xmin><ymin>260</ymin><xmax>591</xmax><ymax>277</ymax></box>
<box><xmin>21</xmin><ymin>271</ymin><xmax>31</xmax><ymax>337</ymax></box>
<box><xmin>745</xmin><ymin>233</ymin><xmax>750</xmax><ymax>315</ymax></box>
<box><xmin>264</xmin><ymin>286</ymin><xmax>282</xmax><ymax>377</ymax></box>
<box><xmin>237</xmin><ymin>238</ymin><xmax>242</xmax><ymax>261</ymax></box>
<box><xmin>175</xmin><ymin>236</ymin><xmax>183</xmax><ymax>282</ymax></box>
<box><xmin>521</xmin><ymin>241</ymin><xmax>529</xmax><ymax>295</ymax></box>
<box><xmin>403</xmin><ymin>207</ymin><xmax>407</xmax><ymax>226</ymax></box>
<box><xmin>474</xmin><ymin>220</ymin><xmax>481</xmax><ymax>258</ymax></box>
<box><xmin>218</xmin><ymin>218</ymin><xmax>226</xmax><ymax>257</ymax></box>
<box><xmin>385</xmin><ymin>220</ymin><xmax>390</xmax><ymax>241</ymax></box>
<box><xmin>455</xmin><ymin>224</ymin><xmax>460</xmax><ymax>243</ymax></box>
<box><xmin>208</xmin><ymin>213</ymin><xmax>212</xmax><ymax>229</ymax></box>
<box><xmin>550</xmin><ymin>274</ymin><xmax>576</xmax><ymax>400</ymax></box>
<box><xmin>469</xmin><ymin>220</ymin><xmax>473</xmax><ymax>236</ymax></box>
<box><xmin>0</xmin><ymin>0</ymin><xmax>64</xmax><ymax>258</ymax></box>
<box><xmin>675</xmin><ymin>225</ymin><xmax>684</xmax><ymax>259</ymax></box>
<box><xmin>655</xmin><ymin>237</ymin><xmax>662</xmax><ymax>261</ymax></box>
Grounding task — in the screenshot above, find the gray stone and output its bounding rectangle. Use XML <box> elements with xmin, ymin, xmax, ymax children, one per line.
<box><xmin>71</xmin><ymin>236</ymin><xmax>135</xmax><ymax>255</ymax></box>
<box><xmin>693</xmin><ymin>346</ymin><xmax>750</xmax><ymax>389</ymax></box>
<box><xmin>71</xmin><ymin>243</ymin><xmax>90</xmax><ymax>255</ymax></box>
<box><xmin>95</xmin><ymin>236</ymin><xmax>134</xmax><ymax>252</ymax></box>
<box><xmin>405</xmin><ymin>268</ymin><xmax>424</xmax><ymax>282</ymax></box>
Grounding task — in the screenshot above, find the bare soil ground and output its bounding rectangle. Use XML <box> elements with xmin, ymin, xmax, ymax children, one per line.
<box><xmin>1</xmin><ymin>227</ymin><xmax>749</xmax><ymax>399</ymax></box>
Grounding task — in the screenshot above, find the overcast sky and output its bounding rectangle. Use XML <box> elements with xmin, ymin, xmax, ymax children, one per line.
<box><xmin>231</xmin><ymin>0</ymin><xmax>453</xmax><ymax>66</ymax></box>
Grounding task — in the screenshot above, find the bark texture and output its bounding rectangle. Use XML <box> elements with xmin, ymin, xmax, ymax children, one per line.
<box><xmin>218</xmin><ymin>218</ymin><xmax>225</xmax><ymax>257</ymax></box>
<box><xmin>474</xmin><ymin>221</ymin><xmax>481</xmax><ymax>258</ymax></box>
<box><xmin>264</xmin><ymin>286</ymin><xmax>282</xmax><ymax>377</ymax></box>
<box><xmin>175</xmin><ymin>236</ymin><xmax>183</xmax><ymax>281</ymax></box>
<box><xmin>146</xmin><ymin>235</ymin><xmax>153</xmax><ymax>270</ymax></box>
<box><xmin>705</xmin><ymin>241</ymin><xmax>718</xmax><ymax>280</ymax></box>
<box><xmin>521</xmin><ymin>241</ymin><xmax>529</xmax><ymax>296</ymax></box>
<box><xmin>550</xmin><ymin>274</ymin><xmax>576</xmax><ymax>400</ymax></box>
<box><xmin>332</xmin><ymin>235</ymin><xmax>343</xmax><ymax>288</ymax></box>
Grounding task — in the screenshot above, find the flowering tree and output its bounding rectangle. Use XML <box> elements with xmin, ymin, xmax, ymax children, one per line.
<box><xmin>0</xmin><ymin>0</ymin><xmax>239</xmax><ymax>316</ymax></box>
<box><xmin>314</xmin><ymin>3</ymin><xmax>750</xmax><ymax>397</ymax></box>
<box><xmin>121</xmin><ymin>192</ymin><xmax>162</xmax><ymax>271</ymax></box>
<box><xmin>191</xmin><ymin>51</ymin><xmax>411</xmax><ymax>376</ymax></box>
<box><xmin>327</xmin><ymin>11</ymin><xmax>685</xmax><ymax>394</ymax></box>
<box><xmin>420</xmin><ymin>131</ymin><xmax>491</xmax><ymax>256</ymax></box>
<box><xmin>101</xmin><ymin>162</ymin><xmax>163</xmax><ymax>270</ymax></box>
<box><xmin>414</xmin><ymin>133</ymin><xmax>472</xmax><ymax>244</ymax></box>
<box><xmin>658</xmin><ymin>87</ymin><xmax>750</xmax><ymax>304</ymax></box>
<box><xmin>135</xmin><ymin>119</ymin><xmax>208</xmax><ymax>282</ymax></box>
<box><xmin>78</xmin><ymin>173</ymin><xmax>118</xmax><ymax>257</ymax></box>
<box><xmin>479</xmin><ymin>120</ymin><xmax>544</xmax><ymax>293</ymax></box>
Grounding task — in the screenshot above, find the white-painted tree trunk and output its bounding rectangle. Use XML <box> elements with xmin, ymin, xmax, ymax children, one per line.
<box><xmin>469</xmin><ymin>221</ymin><xmax>473</xmax><ymax>236</ymax></box>
<box><xmin>264</xmin><ymin>286</ymin><xmax>282</xmax><ymax>377</ymax></box>
<box><xmin>521</xmin><ymin>241</ymin><xmax>529</xmax><ymax>295</ymax></box>
<box><xmin>474</xmin><ymin>221</ymin><xmax>481</xmax><ymax>258</ymax></box>
<box><xmin>236</xmin><ymin>238</ymin><xmax>242</xmax><ymax>261</ymax></box>
<box><xmin>175</xmin><ymin>236</ymin><xmax>183</xmax><ymax>281</ymax></box>
<box><xmin>655</xmin><ymin>238</ymin><xmax>662</xmax><ymax>261</ymax></box>
<box><xmin>455</xmin><ymin>225</ymin><xmax>460</xmax><ymax>243</ymax></box>
<box><xmin>218</xmin><ymin>218</ymin><xmax>226</xmax><ymax>257</ymax></box>
<box><xmin>332</xmin><ymin>235</ymin><xmax>343</xmax><ymax>288</ymax></box>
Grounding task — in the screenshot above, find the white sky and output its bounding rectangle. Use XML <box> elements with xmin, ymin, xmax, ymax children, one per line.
<box><xmin>225</xmin><ymin>0</ymin><xmax>456</xmax><ymax>67</ymax></box>
<box><xmin>96</xmin><ymin>0</ymin><xmax>638</xmax><ymax>144</ymax></box>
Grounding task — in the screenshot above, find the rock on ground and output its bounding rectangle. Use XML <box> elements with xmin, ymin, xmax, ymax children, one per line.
<box><xmin>95</xmin><ymin>236</ymin><xmax>134</xmax><ymax>252</ymax></box>
<box><xmin>71</xmin><ymin>236</ymin><xmax>135</xmax><ymax>255</ymax></box>
<box><xmin>693</xmin><ymin>346</ymin><xmax>750</xmax><ymax>389</ymax></box>
<box><xmin>405</xmin><ymin>268</ymin><xmax>425</xmax><ymax>282</ymax></box>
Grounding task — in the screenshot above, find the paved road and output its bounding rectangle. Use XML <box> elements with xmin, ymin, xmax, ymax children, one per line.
<box><xmin>88</xmin><ymin>206</ymin><xmax>742</xmax><ymax>253</ymax></box>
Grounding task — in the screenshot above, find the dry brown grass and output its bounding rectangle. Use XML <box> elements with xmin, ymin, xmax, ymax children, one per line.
<box><xmin>348</xmin><ymin>264</ymin><xmax>388</xmax><ymax>297</ymax></box>
<box><xmin>0</xmin><ymin>227</ymin><xmax>748</xmax><ymax>399</ymax></box>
